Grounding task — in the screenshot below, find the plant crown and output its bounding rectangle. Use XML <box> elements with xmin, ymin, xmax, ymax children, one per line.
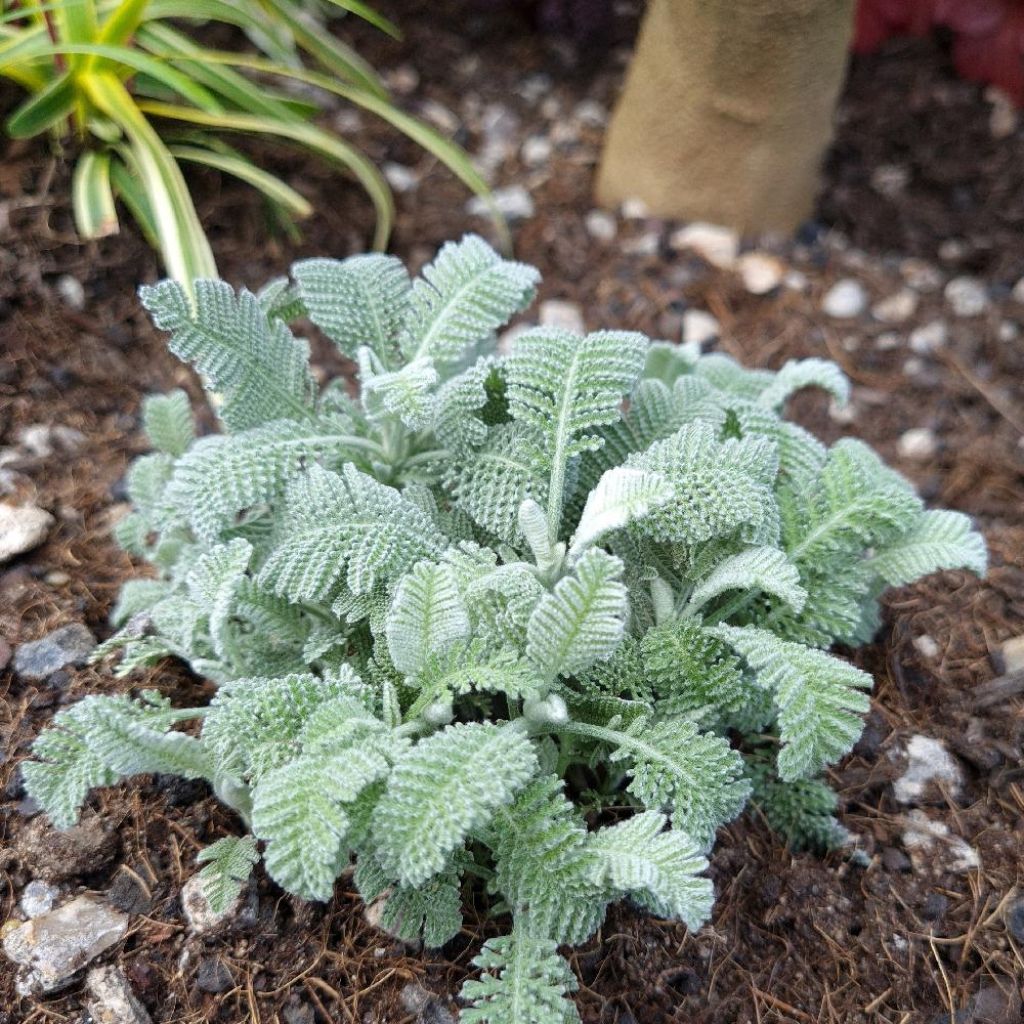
<box><xmin>23</xmin><ymin>235</ymin><xmax>986</xmax><ymax>1022</ymax></box>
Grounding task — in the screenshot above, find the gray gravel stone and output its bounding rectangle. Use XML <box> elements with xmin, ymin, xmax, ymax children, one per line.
<box><xmin>86</xmin><ymin>964</ymin><xmax>152</xmax><ymax>1024</ymax></box>
<box><xmin>2</xmin><ymin>895</ymin><xmax>128</xmax><ymax>995</ymax></box>
<box><xmin>0</xmin><ymin>503</ymin><xmax>54</xmax><ymax>564</ymax></box>
<box><xmin>944</xmin><ymin>276</ymin><xmax>989</xmax><ymax>317</ymax></box>
<box><xmin>822</xmin><ymin>279</ymin><xmax>868</xmax><ymax>318</ymax></box>
<box><xmin>196</xmin><ymin>957</ymin><xmax>234</xmax><ymax>994</ymax></box>
<box><xmin>14</xmin><ymin>623</ymin><xmax>97</xmax><ymax>680</ymax></box>
<box><xmin>467</xmin><ymin>185</ymin><xmax>534</xmax><ymax>221</ymax></box>
<box><xmin>400</xmin><ymin>983</ymin><xmax>456</xmax><ymax>1024</ymax></box>
<box><xmin>20</xmin><ymin>880</ymin><xmax>60</xmax><ymax>918</ymax></box>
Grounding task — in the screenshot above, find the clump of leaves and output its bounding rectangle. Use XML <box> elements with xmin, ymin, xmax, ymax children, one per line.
<box><xmin>23</xmin><ymin>236</ymin><xmax>986</xmax><ymax>1021</ymax></box>
<box><xmin>0</xmin><ymin>0</ymin><xmax>496</xmax><ymax>286</ymax></box>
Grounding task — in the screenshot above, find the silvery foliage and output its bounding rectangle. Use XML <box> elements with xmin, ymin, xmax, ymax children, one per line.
<box><xmin>23</xmin><ymin>236</ymin><xmax>986</xmax><ymax>1022</ymax></box>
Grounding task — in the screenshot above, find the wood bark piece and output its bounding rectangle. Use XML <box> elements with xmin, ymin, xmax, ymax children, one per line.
<box><xmin>597</xmin><ymin>0</ymin><xmax>857</xmax><ymax>233</ymax></box>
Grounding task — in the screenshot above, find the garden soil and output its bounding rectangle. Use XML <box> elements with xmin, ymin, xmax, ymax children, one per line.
<box><xmin>2</xmin><ymin>4</ymin><xmax>1022</xmax><ymax>1022</ymax></box>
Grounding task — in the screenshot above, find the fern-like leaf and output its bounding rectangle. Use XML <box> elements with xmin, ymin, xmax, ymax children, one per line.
<box><xmin>401</xmin><ymin>234</ymin><xmax>539</xmax><ymax>367</ymax></box>
<box><xmin>527</xmin><ymin>548</ymin><xmax>628</xmax><ymax>679</ymax></box>
<box><xmin>461</xmin><ymin>930</ymin><xmax>580</xmax><ymax>1024</ymax></box>
<box><xmin>506</xmin><ymin>327</ymin><xmax>647</xmax><ymax>533</ymax></box>
<box><xmin>142</xmin><ymin>389</ymin><xmax>194</xmax><ymax>457</ymax></box>
<box><xmin>686</xmin><ymin>546</ymin><xmax>806</xmax><ymax>615</ymax></box>
<box><xmin>867</xmin><ymin>509</ymin><xmax>987</xmax><ymax>586</ymax></box>
<box><xmin>140</xmin><ymin>279</ymin><xmax>316</xmax><ymax>430</ymax></box>
<box><xmin>385</xmin><ymin>560</ymin><xmax>470</xmax><ymax>676</ymax></box>
<box><xmin>259</xmin><ymin>464</ymin><xmax>445</xmax><ymax>603</ymax></box>
<box><xmin>569</xmin><ymin>467</ymin><xmax>673</xmax><ymax>559</ymax></box>
<box><xmin>709</xmin><ymin>625</ymin><xmax>872</xmax><ymax>780</ymax></box>
<box><xmin>196</xmin><ymin>835</ymin><xmax>259</xmax><ymax>914</ymax></box>
<box><xmin>293</xmin><ymin>254</ymin><xmax>410</xmax><ymax>362</ymax></box>
<box><xmin>372</xmin><ymin>722</ymin><xmax>538</xmax><ymax>886</ymax></box>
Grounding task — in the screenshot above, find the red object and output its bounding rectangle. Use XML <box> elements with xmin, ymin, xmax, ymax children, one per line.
<box><xmin>854</xmin><ymin>0</ymin><xmax>1024</xmax><ymax>105</ymax></box>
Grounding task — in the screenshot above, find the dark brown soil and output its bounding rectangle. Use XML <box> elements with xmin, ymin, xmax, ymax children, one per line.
<box><xmin>2</xmin><ymin>5</ymin><xmax>1023</xmax><ymax>1023</ymax></box>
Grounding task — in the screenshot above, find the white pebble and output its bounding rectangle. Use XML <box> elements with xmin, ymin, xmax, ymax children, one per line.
<box><xmin>898</xmin><ymin>427</ymin><xmax>938</xmax><ymax>460</ymax></box>
<box><xmin>1012</xmin><ymin>277</ymin><xmax>1024</xmax><ymax>303</ymax></box>
<box><xmin>669</xmin><ymin>222</ymin><xmax>739</xmax><ymax>269</ymax></box>
<box><xmin>909</xmin><ymin>320</ymin><xmax>948</xmax><ymax>354</ymax></box>
<box><xmin>822</xmin><ymin>279</ymin><xmax>868</xmax><ymax>319</ymax></box>
<box><xmin>56</xmin><ymin>275</ymin><xmax>85</xmax><ymax>311</ymax></box>
<box><xmin>894</xmin><ymin>735</ymin><xmax>961</xmax><ymax>805</ymax></box>
<box><xmin>520</xmin><ymin>135</ymin><xmax>552</xmax><ymax>167</ymax></box>
<box><xmin>872</xmin><ymin>289</ymin><xmax>918</xmax><ymax>324</ymax></box>
<box><xmin>944</xmin><ymin>276</ymin><xmax>989</xmax><ymax>317</ymax></box>
<box><xmin>382</xmin><ymin>163</ymin><xmax>418</xmax><ymax>193</ymax></box>
<box><xmin>538</xmin><ymin>299</ymin><xmax>584</xmax><ymax>334</ymax></box>
<box><xmin>736</xmin><ymin>252</ymin><xmax>785</xmax><ymax>295</ymax></box>
<box><xmin>584</xmin><ymin>209</ymin><xmax>617</xmax><ymax>242</ymax></box>
<box><xmin>467</xmin><ymin>185</ymin><xmax>534</xmax><ymax>221</ymax></box>
<box><xmin>682</xmin><ymin>310</ymin><xmax>720</xmax><ymax>348</ymax></box>
<box><xmin>912</xmin><ymin>635</ymin><xmax>941</xmax><ymax>660</ymax></box>
<box><xmin>620</xmin><ymin>197</ymin><xmax>649</xmax><ymax>220</ymax></box>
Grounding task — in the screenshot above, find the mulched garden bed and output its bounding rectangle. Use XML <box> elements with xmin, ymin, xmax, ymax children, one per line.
<box><xmin>2</xmin><ymin>4</ymin><xmax>1022</xmax><ymax>1022</ymax></box>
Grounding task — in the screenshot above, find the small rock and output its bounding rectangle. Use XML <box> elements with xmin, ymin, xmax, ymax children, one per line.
<box><xmin>870</xmin><ymin>164</ymin><xmax>909</xmax><ymax>198</ymax></box>
<box><xmin>736</xmin><ymin>252</ymin><xmax>785</xmax><ymax>295</ymax></box>
<box><xmin>903</xmin><ymin>356</ymin><xmax>925</xmax><ymax>377</ymax></box>
<box><xmin>938</xmin><ymin>239</ymin><xmax>968</xmax><ymax>264</ymax></box>
<box><xmin>399</xmin><ymin>982</ymin><xmax>456</xmax><ymax>1024</ymax></box>
<box><xmin>971</xmin><ymin>979</ymin><xmax>1021</xmax><ymax>1024</ymax></box>
<box><xmin>181</xmin><ymin>874</ymin><xmax>254</xmax><ymax>935</ymax></box>
<box><xmin>384</xmin><ymin>65</ymin><xmax>419</xmax><ymax>96</ymax></box>
<box><xmin>196</xmin><ymin>956</ymin><xmax>234</xmax><ymax>994</ymax></box>
<box><xmin>894</xmin><ymin>735</ymin><xmax>962</xmax><ymax>805</ymax></box>
<box><xmin>784</xmin><ymin>270</ymin><xmax>808</xmax><ymax>292</ymax></box>
<box><xmin>382</xmin><ymin>163</ymin><xmax>418</xmax><ymax>193</ymax></box>
<box><xmin>986</xmin><ymin>85</ymin><xmax>1018</xmax><ymax>139</ymax></box>
<box><xmin>86</xmin><ymin>964</ymin><xmax>152</xmax><ymax>1024</ymax></box>
<box><xmin>998</xmin><ymin>320</ymin><xmax>1019</xmax><ymax>342</ymax></box>
<box><xmin>997</xmin><ymin>635</ymin><xmax>1024</xmax><ymax>675</ymax></box>
<box><xmin>669</xmin><ymin>222</ymin><xmax>739</xmax><ymax>269</ymax></box>
<box><xmin>944</xmin><ymin>276</ymin><xmax>989</xmax><ymax>317</ymax></box>
<box><xmin>283</xmin><ymin>998</ymin><xmax>316</xmax><ymax>1024</ymax></box>
<box><xmin>419</xmin><ymin>99</ymin><xmax>459</xmax><ymax>134</ymax></box>
<box><xmin>622</xmin><ymin>230</ymin><xmax>660</xmax><ymax>256</ymax></box>
<box><xmin>1006</xmin><ymin>897</ymin><xmax>1024</xmax><ymax>944</ymax></box>
<box><xmin>898</xmin><ymin>428</ymin><xmax>938</xmax><ymax>461</ymax></box>
<box><xmin>573</xmin><ymin>99</ymin><xmax>607</xmax><ymax>126</ymax></box>
<box><xmin>56</xmin><ymin>275</ymin><xmax>86</xmax><ymax>311</ymax></box>
<box><xmin>881</xmin><ymin>847</ymin><xmax>912</xmax><ymax>873</ymax></box>
<box><xmin>822</xmin><ymin>279</ymin><xmax>868</xmax><ymax>318</ymax></box>
<box><xmin>2</xmin><ymin>895</ymin><xmax>128</xmax><ymax>995</ymax></box>
<box><xmin>682</xmin><ymin>310</ymin><xmax>720</xmax><ymax>348</ymax></box>
<box><xmin>13</xmin><ymin>623</ymin><xmax>97</xmax><ymax>681</ymax></box>
<box><xmin>913</xmin><ymin>635</ymin><xmax>941</xmax><ymax>660</ymax></box>
<box><xmin>828</xmin><ymin>398</ymin><xmax>857</xmax><ymax>424</ymax></box>
<box><xmin>584</xmin><ymin>209</ymin><xmax>616</xmax><ymax>242</ymax></box>
<box><xmin>875</xmin><ymin>332</ymin><xmax>902</xmax><ymax>351</ymax></box>
<box><xmin>620</xmin><ymin>197</ymin><xmax>649</xmax><ymax>220</ymax></box>
<box><xmin>0</xmin><ymin>503</ymin><xmax>54</xmax><ymax>564</ymax></box>
<box><xmin>1012</xmin><ymin>277</ymin><xmax>1024</xmax><ymax>304</ymax></box>
<box><xmin>520</xmin><ymin>135</ymin><xmax>552</xmax><ymax>167</ymax></box>
<box><xmin>901</xmin><ymin>811</ymin><xmax>979</xmax><ymax>873</ymax></box>
<box><xmin>467</xmin><ymin>185</ymin><xmax>534</xmax><ymax>221</ymax></box>
<box><xmin>15</xmin><ymin>812</ymin><xmax>117</xmax><ymax>882</ymax></box>
<box><xmin>921</xmin><ymin>892</ymin><xmax>949</xmax><ymax>922</ymax></box>
<box><xmin>872</xmin><ymin>289</ymin><xmax>918</xmax><ymax>324</ymax></box>
<box><xmin>900</xmin><ymin>258</ymin><xmax>944</xmax><ymax>293</ymax></box>
<box><xmin>16</xmin><ymin>424</ymin><xmax>85</xmax><ymax>457</ymax></box>
<box><xmin>20</xmin><ymin>880</ymin><xmax>60</xmax><ymax>918</ymax></box>
<box><xmin>106</xmin><ymin>867</ymin><xmax>153</xmax><ymax>916</ymax></box>
<box><xmin>909</xmin><ymin>320</ymin><xmax>948</xmax><ymax>355</ymax></box>
<box><xmin>517</xmin><ymin>73</ymin><xmax>551</xmax><ymax>105</ymax></box>
<box><xmin>538</xmin><ymin>300</ymin><xmax>584</xmax><ymax>334</ymax></box>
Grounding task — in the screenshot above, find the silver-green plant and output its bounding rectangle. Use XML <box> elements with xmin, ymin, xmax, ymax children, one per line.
<box><xmin>23</xmin><ymin>235</ymin><xmax>986</xmax><ymax>1022</ymax></box>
